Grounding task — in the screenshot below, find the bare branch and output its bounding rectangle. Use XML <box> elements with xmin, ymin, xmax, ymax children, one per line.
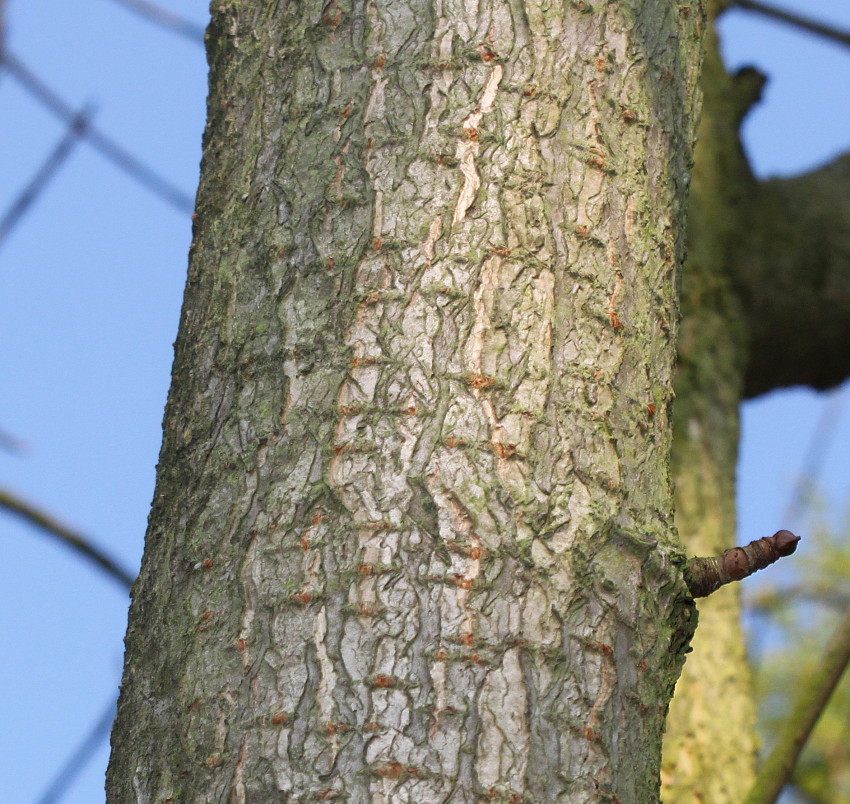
<box><xmin>1</xmin><ymin>50</ymin><xmax>194</xmax><ymax>213</ymax></box>
<box><xmin>0</xmin><ymin>487</ymin><xmax>134</xmax><ymax>590</ymax></box>
<box><xmin>0</xmin><ymin>424</ymin><xmax>26</xmax><ymax>454</ymax></box>
<box><xmin>746</xmin><ymin>583</ymin><xmax>850</xmax><ymax>613</ymax></box>
<box><xmin>744</xmin><ymin>606</ymin><xmax>850</xmax><ymax>804</ymax></box>
<box><xmin>106</xmin><ymin>0</ymin><xmax>206</xmax><ymax>45</ymax></box>
<box><xmin>0</xmin><ymin>106</ymin><xmax>93</xmax><ymax>249</ymax></box>
<box><xmin>733</xmin><ymin>0</ymin><xmax>850</xmax><ymax>51</ymax></box>
<box><xmin>36</xmin><ymin>696</ymin><xmax>117</xmax><ymax>804</ymax></box>
<box><xmin>686</xmin><ymin>530</ymin><xmax>800</xmax><ymax>598</ymax></box>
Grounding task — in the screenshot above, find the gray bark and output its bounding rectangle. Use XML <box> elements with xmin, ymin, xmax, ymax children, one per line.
<box><xmin>107</xmin><ymin>1</ymin><xmax>705</xmax><ymax>801</ymax></box>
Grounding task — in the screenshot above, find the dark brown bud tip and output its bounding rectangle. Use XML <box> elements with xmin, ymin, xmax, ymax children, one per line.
<box><xmin>773</xmin><ymin>529</ymin><xmax>800</xmax><ymax>557</ymax></box>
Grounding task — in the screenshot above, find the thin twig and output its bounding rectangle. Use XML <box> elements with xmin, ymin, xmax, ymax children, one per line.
<box><xmin>106</xmin><ymin>0</ymin><xmax>206</xmax><ymax>44</ymax></box>
<box><xmin>0</xmin><ymin>105</ymin><xmax>94</xmax><ymax>248</ymax></box>
<box><xmin>746</xmin><ymin>583</ymin><xmax>850</xmax><ymax>613</ymax></box>
<box><xmin>0</xmin><ymin>424</ymin><xmax>26</xmax><ymax>454</ymax></box>
<box><xmin>781</xmin><ymin>388</ymin><xmax>844</xmax><ymax>529</ymax></box>
<box><xmin>36</xmin><ymin>696</ymin><xmax>117</xmax><ymax>804</ymax></box>
<box><xmin>1</xmin><ymin>50</ymin><xmax>194</xmax><ymax>213</ymax></box>
<box><xmin>734</xmin><ymin>0</ymin><xmax>850</xmax><ymax>50</ymax></box>
<box><xmin>744</xmin><ymin>606</ymin><xmax>850</xmax><ymax>804</ymax></box>
<box><xmin>0</xmin><ymin>487</ymin><xmax>134</xmax><ymax>590</ymax></box>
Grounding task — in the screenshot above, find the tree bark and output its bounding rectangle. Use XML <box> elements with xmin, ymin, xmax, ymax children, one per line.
<box><xmin>107</xmin><ymin>1</ymin><xmax>705</xmax><ymax>801</ymax></box>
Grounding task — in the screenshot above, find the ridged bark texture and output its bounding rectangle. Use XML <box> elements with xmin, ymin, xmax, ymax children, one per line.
<box><xmin>107</xmin><ymin>1</ymin><xmax>705</xmax><ymax>802</ymax></box>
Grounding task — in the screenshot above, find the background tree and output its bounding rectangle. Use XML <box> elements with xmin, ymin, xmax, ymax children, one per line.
<box><xmin>662</xmin><ymin>2</ymin><xmax>850</xmax><ymax>801</ymax></box>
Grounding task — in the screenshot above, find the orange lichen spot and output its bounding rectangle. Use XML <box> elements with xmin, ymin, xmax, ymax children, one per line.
<box><xmin>453</xmin><ymin>574</ymin><xmax>474</xmax><ymax>590</ymax></box>
<box><xmin>621</xmin><ymin>109</ymin><xmax>637</xmax><ymax>123</ymax></box>
<box><xmin>363</xmin><ymin>290</ymin><xmax>382</xmax><ymax>305</ymax></box>
<box><xmin>372</xmin><ymin>237</ymin><xmax>382</xmax><ymax>251</ymax></box>
<box><xmin>490</xmin><ymin>244</ymin><xmax>512</xmax><ymax>256</ymax></box>
<box><xmin>576</xmin><ymin>225</ymin><xmax>589</xmax><ymax>238</ymax></box>
<box><xmin>332</xmin><ymin>443</ymin><xmax>349</xmax><ymax>456</ymax></box>
<box><xmin>365</xmin><ymin>721</ymin><xmax>381</xmax><ymax>732</ymax></box>
<box><xmin>466</xmin><ymin>372</ymin><xmax>496</xmax><ymax>389</ymax></box>
<box><xmin>374</xmin><ymin>762</ymin><xmax>422</xmax><ymax>780</ymax></box>
<box><xmin>199</xmin><ymin>611</ymin><xmax>212</xmax><ymax>621</ymax></box>
<box><xmin>407</xmin><ymin>405</ymin><xmax>416</xmax><ymax>416</ymax></box>
<box><xmin>326</xmin><ymin>257</ymin><xmax>335</xmax><ymax>270</ymax></box>
<box><xmin>608</xmin><ymin>311</ymin><xmax>623</xmax><ymax>330</ymax></box>
<box><xmin>299</xmin><ymin>537</ymin><xmax>309</xmax><ymax>551</ymax></box>
<box><xmin>464</xmin><ymin>652</ymin><xmax>486</xmax><ymax>665</ymax></box>
<box><xmin>444</xmin><ymin>436</ymin><xmax>467</xmax><ymax>448</ymax></box>
<box><xmin>436</xmin><ymin>154</ymin><xmax>444</xmax><ymax>165</ymax></box>
<box><xmin>373</xmin><ymin>674</ymin><xmax>395</xmax><ymax>688</ymax></box>
<box><xmin>523</xmin><ymin>84</ymin><xmax>538</xmax><ymax>97</ymax></box>
<box><xmin>358</xmin><ymin>602</ymin><xmax>376</xmax><ymax>616</ymax></box>
<box><xmin>477</xmin><ymin>45</ymin><xmax>497</xmax><ymax>62</ymax></box>
<box><xmin>435</xmin><ymin>649</ymin><xmax>447</xmax><ymax>661</ymax></box>
<box><xmin>201</xmin><ymin>558</ymin><xmax>213</xmax><ymax>570</ymax></box>
<box><xmin>357</xmin><ymin>563</ymin><xmax>374</xmax><ymax>577</ymax></box>
<box><xmin>374</xmin><ymin>54</ymin><xmax>386</xmax><ymax>69</ymax></box>
<box><xmin>376</xmin><ymin>762</ymin><xmax>405</xmax><ymax>779</ymax></box>
<box><xmin>340</xmin><ymin>102</ymin><xmax>351</xmax><ymax>120</ymax></box>
<box><xmin>322</xmin><ymin>8</ymin><xmax>341</xmax><ymax>27</ymax></box>
<box><xmin>646</xmin><ymin>403</ymin><xmax>657</xmax><ymax>416</ymax></box>
<box><xmin>317</xmin><ymin>789</ymin><xmax>336</xmax><ymax>801</ymax></box>
<box><xmin>291</xmin><ymin>591</ymin><xmax>313</xmax><ymax>605</ymax></box>
<box><xmin>205</xmin><ymin>755</ymin><xmax>223</xmax><ymax>769</ymax></box>
<box><xmin>595</xmin><ymin>57</ymin><xmax>604</xmax><ymax>71</ymax></box>
<box><xmin>588</xmin><ymin>153</ymin><xmax>605</xmax><ymax>169</ymax></box>
<box><xmin>459</xmin><ymin>633</ymin><xmax>474</xmax><ymax>647</ymax></box>
<box><xmin>311</xmin><ymin>510</ymin><xmax>326</xmax><ymax>525</ymax></box>
<box><xmin>237</xmin><ymin>637</ymin><xmax>247</xmax><ymax>651</ymax></box>
<box><xmin>271</xmin><ymin>712</ymin><xmax>288</xmax><ymax>725</ymax></box>
<box><xmin>595</xmin><ymin>641</ymin><xmax>614</xmax><ymax>658</ymax></box>
<box><xmin>491</xmin><ymin>442</ymin><xmax>516</xmax><ymax>459</ymax></box>
<box><xmin>584</xmin><ymin>726</ymin><xmax>600</xmax><ymax>743</ymax></box>
<box><xmin>469</xmin><ymin>545</ymin><xmax>484</xmax><ymax>560</ymax></box>
<box><xmin>463</xmin><ymin>127</ymin><xmax>478</xmax><ymax>141</ymax></box>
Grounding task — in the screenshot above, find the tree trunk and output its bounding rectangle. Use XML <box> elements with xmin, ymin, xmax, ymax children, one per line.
<box><xmin>107</xmin><ymin>1</ymin><xmax>705</xmax><ymax>801</ymax></box>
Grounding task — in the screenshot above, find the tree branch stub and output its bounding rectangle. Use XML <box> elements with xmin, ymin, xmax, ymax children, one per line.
<box><xmin>685</xmin><ymin>530</ymin><xmax>800</xmax><ymax>598</ymax></box>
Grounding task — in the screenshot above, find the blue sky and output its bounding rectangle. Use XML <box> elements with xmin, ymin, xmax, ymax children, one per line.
<box><xmin>0</xmin><ymin>2</ymin><xmax>848</xmax><ymax>801</ymax></box>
